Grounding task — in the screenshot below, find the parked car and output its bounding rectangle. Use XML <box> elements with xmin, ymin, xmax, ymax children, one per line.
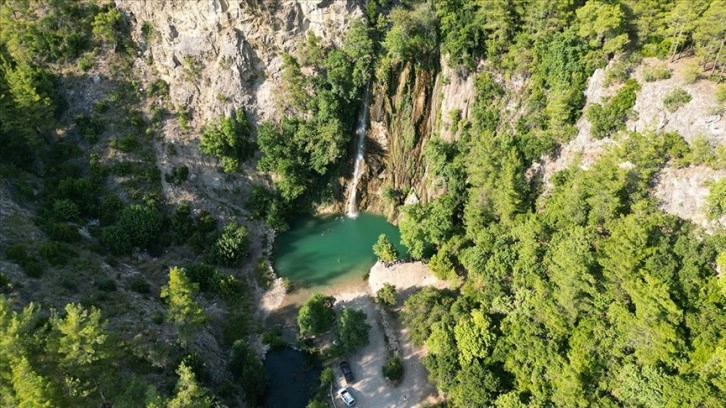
<box><xmin>337</xmin><ymin>387</ymin><xmax>356</xmax><ymax>407</ymax></box>
<box><xmin>339</xmin><ymin>360</ymin><xmax>354</xmax><ymax>383</ymax></box>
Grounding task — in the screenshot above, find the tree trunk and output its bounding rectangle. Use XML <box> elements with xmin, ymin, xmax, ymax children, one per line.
<box><xmin>710</xmin><ymin>38</ymin><xmax>724</xmax><ymax>74</ymax></box>
<box><xmin>670</xmin><ymin>23</ymin><xmax>683</xmax><ymax>62</ymax></box>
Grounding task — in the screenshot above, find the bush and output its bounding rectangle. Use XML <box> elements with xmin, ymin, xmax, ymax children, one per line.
<box><xmin>170</xmin><ymin>204</ymin><xmax>194</xmax><ymax>243</ymax></box>
<box><xmin>95</xmin><ymin>278</ymin><xmax>117</xmax><ymax>292</ymax></box>
<box><xmin>110</xmin><ymin>134</ymin><xmax>139</xmax><ymax>153</ymax></box>
<box><xmin>587</xmin><ymin>79</ymin><xmax>640</xmax><ymax>139</ymax></box>
<box><xmin>642</xmin><ymin>65</ymin><xmax>671</xmax><ymax>82</ymax></box>
<box><xmin>209</xmin><ymin>223</ymin><xmax>249</xmax><ymax>267</ymax></box>
<box><xmin>683</xmin><ymin>63</ymin><xmax>701</xmax><ymax>84</ymax></box>
<box><xmin>717</xmin><ymin>85</ymin><xmax>726</xmax><ymax>104</ymax></box>
<box><xmin>117</xmin><ymin>204</ymin><xmax>163</xmax><ymax>248</ymax></box>
<box><xmin>149</xmin><ymin>79</ymin><xmax>169</xmax><ymax>97</ymax></box>
<box><xmin>129</xmin><ymin>277</ymin><xmax>151</xmax><ymax>294</ymax></box>
<box><xmin>52</xmin><ymin>199</ymin><xmax>81</xmax><ymax>222</ymax></box>
<box><xmin>199</xmin><ymin>109</ymin><xmax>254</xmax><ymax>173</ymax></box>
<box><xmin>663</xmin><ymin>88</ymin><xmax>692</xmax><ymax>112</ymax></box>
<box><xmin>382</xmin><ymin>355</ymin><xmax>403</xmax><ymax>383</ymax></box>
<box><xmin>706</xmin><ymin>179</ymin><xmax>726</xmax><ymax>219</ymax></box>
<box><xmin>165</xmin><ymin>165</ymin><xmax>189</xmax><ymax>185</ymax></box>
<box><xmin>229</xmin><ymin>341</ymin><xmax>267</xmax><ymax>406</ymax></box>
<box><xmin>376</xmin><ymin>283</ymin><xmax>397</xmax><ymax>307</ymax></box>
<box><xmin>75</xmin><ymin>114</ymin><xmax>105</xmax><ymax>143</ymax></box>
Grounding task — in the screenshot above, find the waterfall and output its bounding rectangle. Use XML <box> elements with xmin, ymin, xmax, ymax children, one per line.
<box><xmin>346</xmin><ymin>85</ymin><xmax>372</xmax><ymax>218</ymax></box>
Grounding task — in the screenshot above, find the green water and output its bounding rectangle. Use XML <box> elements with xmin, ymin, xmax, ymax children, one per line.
<box><xmin>273</xmin><ymin>213</ymin><xmax>407</xmax><ymax>289</ymax></box>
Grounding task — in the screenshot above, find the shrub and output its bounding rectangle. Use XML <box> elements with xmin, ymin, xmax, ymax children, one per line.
<box><xmin>320</xmin><ymin>368</ymin><xmax>333</xmax><ymax>385</ymax></box>
<box><xmin>587</xmin><ymin>79</ymin><xmax>640</xmax><ymax>139</ymax></box>
<box><xmin>706</xmin><ymin>179</ymin><xmax>726</xmax><ymax>219</ymax></box>
<box><xmin>149</xmin><ymin>79</ymin><xmax>169</xmax><ymax>97</ymax></box>
<box><xmin>209</xmin><ymin>223</ymin><xmax>249</xmax><ymax>267</ymax></box>
<box><xmin>117</xmin><ymin>204</ymin><xmax>163</xmax><ymax>248</ymax></box>
<box><xmin>95</xmin><ymin>278</ymin><xmax>117</xmax><ymax>292</ymax></box>
<box><xmin>129</xmin><ymin>277</ymin><xmax>151</xmax><ymax>294</ymax></box>
<box><xmin>75</xmin><ymin>114</ymin><xmax>105</xmax><ymax>143</ymax></box>
<box><xmin>52</xmin><ymin>199</ymin><xmax>81</xmax><ymax>222</ymax></box>
<box><xmin>164</xmin><ymin>165</ymin><xmax>189</xmax><ymax>185</ymax></box>
<box><xmin>663</xmin><ymin>88</ymin><xmax>692</xmax><ymax>112</ymax></box>
<box><xmin>717</xmin><ymin>85</ymin><xmax>726</xmax><ymax>104</ymax></box>
<box><xmin>229</xmin><ymin>341</ymin><xmax>266</xmax><ymax>406</ymax></box>
<box><xmin>170</xmin><ymin>204</ymin><xmax>194</xmax><ymax>243</ymax></box>
<box><xmin>683</xmin><ymin>63</ymin><xmax>700</xmax><ymax>84</ymax></box>
<box><xmin>382</xmin><ymin>355</ymin><xmax>403</xmax><ymax>383</ymax></box>
<box><xmin>101</xmin><ymin>226</ymin><xmax>132</xmax><ymax>254</ymax></box>
<box><xmin>376</xmin><ymin>283</ymin><xmax>398</xmax><ymax>307</ymax></box>
<box><xmin>40</xmin><ymin>241</ymin><xmax>73</xmax><ymax>266</ymax></box>
<box><xmin>110</xmin><ymin>134</ymin><xmax>139</xmax><ymax>153</ymax></box>
<box><xmin>199</xmin><ymin>109</ymin><xmax>255</xmax><ymax>173</ymax></box>
<box><xmin>642</xmin><ymin>64</ymin><xmax>671</xmax><ymax>82</ymax></box>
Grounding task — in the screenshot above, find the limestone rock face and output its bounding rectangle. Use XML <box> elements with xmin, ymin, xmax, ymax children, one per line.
<box><xmin>117</xmin><ymin>0</ymin><xmax>361</xmax><ymax>128</ymax></box>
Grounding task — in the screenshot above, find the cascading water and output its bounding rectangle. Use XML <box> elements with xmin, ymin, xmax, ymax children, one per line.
<box><xmin>346</xmin><ymin>84</ymin><xmax>372</xmax><ymax>218</ymax></box>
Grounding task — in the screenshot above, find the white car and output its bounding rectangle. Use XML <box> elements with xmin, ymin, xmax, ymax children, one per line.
<box><xmin>337</xmin><ymin>387</ymin><xmax>356</xmax><ymax>407</ymax></box>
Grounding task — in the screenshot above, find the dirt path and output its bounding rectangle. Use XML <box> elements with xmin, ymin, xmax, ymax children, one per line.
<box><xmin>327</xmin><ymin>262</ymin><xmax>446</xmax><ymax>407</ymax></box>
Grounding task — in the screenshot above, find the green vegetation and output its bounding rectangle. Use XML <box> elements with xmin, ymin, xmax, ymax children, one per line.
<box><xmin>372</xmin><ymin>233</ymin><xmax>398</xmax><ymax>263</ymax></box>
<box><xmin>642</xmin><ymin>64</ymin><xmax>672</xmax><ymax>82</ymax></box>
<box><xmin>663</xmin><ymin>87</ymin><xmax>693</xmax><ymax>111</ymax></box>
<box><xmin>382</xmin><ymin>355</ymin><xmax>403</xmax><ymax>383</ymax></box>
<box><xmin>161</xmin><ymin>267</ymin><xmax>206</xmax><ymax>339</ymax></box>
<box><xmin>587</xmin><ymin>79</ymin><xmax>641</xmax><ymax>139</ymax></box>
<box><xmin>706</xmin><ymin>179</ymin><xmax>726</xmax><ymax>219</ymax></box>
<box><xmin>297</xmin><ymin>293</ymin><xmax>335</xmax><ymax>337</ymax></box>
<box><xmin>376</xmin><ymin>283</ymin><xmax>397</xmax><ymax>307</ymax></box>
<box><xmin>335</xmin><ymin>308</ymin><xmax>370</xmax><ymax>354</ymax></box>
<box><xmin>199</xmin><ymin>109</ymin><xmax>255</xmax><ymax>173</ymax></box>
<box><xmin>209</xmin><ymin>222</ymin><xmax>249</xmax><ymax>267</ymax></box>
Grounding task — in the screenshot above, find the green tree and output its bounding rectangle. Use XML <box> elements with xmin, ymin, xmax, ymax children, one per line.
<box><xmin>373</xmin><ymin>234</ymin><xmax>398</xmax><ymax>263</ymax></box>
<box><xmin>376</xmin><ymin>283</ymin><xmax>397</xmax><ymax>307</ymax></box>
<box><xmin>161</xmin><ymin>267</ymin><xmax>206</xmax><ymax>338</ymax></box>
<box><xmin>91</xmin><ymin>6</ymin><xmax>123</xmax><ymax>49</ymax></box>
<box><xmin>210</xmin><ymin>222</ymin><xmax>249</xmax><ymax>266</ymax></box>
<box><xmin>229</xmin><ymin>341</ymin><xmax>266</xmax><ymax>405</ymax></box>
<box><xmin>384</xmin><ymin>3</ymin><xmax>438</xmax><ymax>63</ymax></box>
<box><xmin>297</xmin><ymin>293</ymin><xmax>335</xmax><ymax>337</ymax></box>
<box><xmin>575</xmin><ymin>0</ymin><xmax>629</xmax><ymax>54</ymax></box>
<box><xmin>168</xmin><ymin>362</ymin><xmax>212</xmax><ymax>408</ymax></box>
<box><xmin>199</xmin><ymin>109</ymin><xmax>254</xmax><ymax>173</ymax></box>
<box><xmin>10</xmin><ymin>357</ymin><xmax>54</xmax><ymax>408</ymax></box>
<box><xmin>48</xmin><ymin>303</ymin><xmax>108</xmax><ymax>369</ymax></box>
<box><xmin>382</xmin><ymin>355</ymin><xmax>403</xmax><ymax>383</ymax></box>
<box><xmin>336</xmin><ymin>308</ymin><xmax>370</xmax><ymax>353</ymax></box>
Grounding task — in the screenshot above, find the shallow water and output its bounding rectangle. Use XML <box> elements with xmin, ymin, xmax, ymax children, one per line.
<box><xmin>263</xmin><ymin>347</ymin><xmax>321</xmax><ymax>408</ymax></box>
<box><xmin>273</xmin><ymin>213</ymin><xmax>407</xmax><ymax>290</ymax></box>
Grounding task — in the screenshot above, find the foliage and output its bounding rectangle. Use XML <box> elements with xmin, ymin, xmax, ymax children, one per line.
<box><xmin>663</xmin><ymin>87</ymin><xmax>692</xmax><ymax>112</ymax></box>
<box><xmin>320</xmin><ymin>367</ymin><xmax>333</xmax><ymax>385</ymax></box>
<box><xmin>199</xmin><ymin>109</ymin><xmax>254</xmax><ymax>173</ymax></box>
<box><xmin>376</xmin><ymin>283</ymin><xmax>398</xmax><ymax>307</ymax></box>
<box><xmin>587</xmin><ymin>79</ymin><xmax>641</xmax><ymax>139</ymax></box>
<box><xmin>297</xmin><ymin>293</ymin><xmax>335</xmax><ymax>337</ymax></box>
<box><xmin>382</xmin><ymin>355</ymin><xmax>403</xmax><ymax>383</ymax></box>
<box><xmin>168</xmin><ymin>362</ymin><xmax>212</xmax><ymax>408</ymax></box>
<box><xmin>209</xmin><ymin>222</ymin><xmax>248</xmax><ymax>267</ymax></box>
<box><xmin>373</xmin><ymin>234</ymin><xmax>398</xmax><ymax>263</ymax></box>
<box><xmin>706</xmin><ymin>178</ymin><xmax>726</xmax><ymax>219</ymax></box>
<box><xmin>161</xmin><ymin>267</ymin><xmax>206</xmax><ymax>338</ymax></box>
<box><xmin>335</xmin><ymin>308</ymin><xmax>370</xmax><ymax>353</ymax></box>
<box><xmin>229</xmin><ymin>341</ymin><xmax>266</xmax><ymax>406</ymax></box>
<box><xmin>717</xmin><ymin>85</ymin><xmax>726</xmax><ymax>103</ymax></box>
<box><xmin>643</xmin><ymin>64</ymin><xmax>673</xmax><ymax>82</ymax></box>
<box><xmin>384</xmin><ymin>3</ymin><xmax>439</xmax><ymax>64</ymax></box>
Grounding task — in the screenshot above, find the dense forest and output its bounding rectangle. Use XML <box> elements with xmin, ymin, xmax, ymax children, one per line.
<box><xmin>1</xmin><ymin>0</ymin><xmax>725</xmax><ymax>407</ymax></box>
